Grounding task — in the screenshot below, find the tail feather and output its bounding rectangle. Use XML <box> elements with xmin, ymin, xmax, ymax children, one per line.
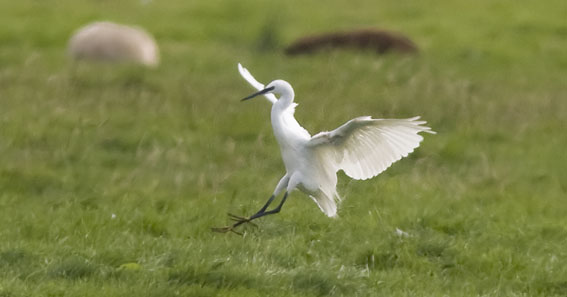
<box><xmin>309</xmin><ymin>189</ymin><xmax>339</xmax><ymax>217</ymax></box>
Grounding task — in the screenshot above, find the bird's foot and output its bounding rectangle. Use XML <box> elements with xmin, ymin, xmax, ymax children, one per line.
<box><xmin>227</xmin><ymin>213</ymin><xmax>258</xmax><ymax>227</ymax></box>
<box><xmin>211</xmin><ymin>213</ymin><xmax>257</xmax><ymax>235</ymax></box>
<box><xmin>211</xmin><ymin>225</ymin><xmax>243</xmax><ymax>235</ymax></box>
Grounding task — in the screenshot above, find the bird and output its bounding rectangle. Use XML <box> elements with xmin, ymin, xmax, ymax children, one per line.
<box><xmin>212</xmin><ymin>63</ymin><xmax>435</xmax><ymax>234</ymax></box>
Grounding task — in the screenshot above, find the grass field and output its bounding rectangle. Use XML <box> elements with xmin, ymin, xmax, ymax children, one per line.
<box><xmin>1</xmin><ymin>0</ymin><xmax>566</xmax><ymax>296</ymax></box>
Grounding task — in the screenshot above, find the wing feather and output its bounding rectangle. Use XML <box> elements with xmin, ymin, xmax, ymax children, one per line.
<box><xmin>237</xmin><ymin>63</ymin><xmax>278</xmax><ymax>104</ymax></box>
<box><xmin>308</xmin><ymin>116</ymin><xmax>435</xmax><ymax>180</ymax></box>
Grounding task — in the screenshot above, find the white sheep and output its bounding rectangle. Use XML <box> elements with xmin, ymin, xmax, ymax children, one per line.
<box><xmin>68</xmin><ymin>21</ymin><xmax>159</xmax><ymax>67</ymax></box>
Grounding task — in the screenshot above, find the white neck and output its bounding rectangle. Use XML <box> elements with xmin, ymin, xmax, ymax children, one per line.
<box><xmin>270</xmin><ymin>90</ymin><xmax>311</xmax><ymax>143</ymax></box>
<box><xmin>274</xmin><ymin>86</ymin><xmax>294</xmax><ymax>109</ymax></box>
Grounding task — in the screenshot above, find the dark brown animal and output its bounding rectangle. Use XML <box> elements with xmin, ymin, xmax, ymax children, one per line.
<box><xmin>285</xmin><ymin>29</ymin><xmax>418</xmax><ymax>56</ymax></box>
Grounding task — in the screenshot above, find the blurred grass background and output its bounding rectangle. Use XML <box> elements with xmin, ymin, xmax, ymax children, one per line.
<box><xmin>0</xmin><ymin>0</ymin><xmax>566</xmax><ymax>296</ymax></box>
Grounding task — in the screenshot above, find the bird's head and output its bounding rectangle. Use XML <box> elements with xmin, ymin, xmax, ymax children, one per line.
<box><xmin>241</xmin><ymin>80</ymin><xmax>294</xmax><ymax>103</ymax></box>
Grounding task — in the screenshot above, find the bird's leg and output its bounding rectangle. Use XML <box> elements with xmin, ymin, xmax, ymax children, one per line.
<box><xmin>231</xmin><ymin>192</ymin><xmax>289</xmax><ymax>223</ymax></box>
<box><xmin>225</xmin><ymin>194</ymin><xmax>276</xmax><ymax>224</ymax></box>
<box><xmin>248</xmin><ymin>192</ymin><xmax>288</xmax><ymax>220</ymax></box>
<box><xmin>227</xmin><ymin>213</ymin><xmax>258</xmax><ymax>227</ymax></box>
<box><xmin>211</xmin><ymin>217</ymin><xmax>250</xmax><ymax>235</ymax></box>
<box><xmin>257</xmin><ymin>194</ymin><xmax>277</xmax><ymax>213</ymax></box>
<box><xmin>244</xmin><ymin>193</ymin><xmax>277</xmax><ymax>220</ymax></box>
<box><xmin>211</xmin><ymin>192</ymin><xmax>289</xmax><ymax>234</ymax></box>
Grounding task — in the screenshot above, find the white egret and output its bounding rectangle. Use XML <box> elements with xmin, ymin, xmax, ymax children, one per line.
<box><xmin>212</xmin><ymin>64</ymin><xmax>435</xmax><ymax>234</ymax></box>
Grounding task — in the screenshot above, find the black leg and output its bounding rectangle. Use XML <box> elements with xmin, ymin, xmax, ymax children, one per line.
<box><xmin>212</xmin><ymin>192</ymin><xmax>289</xmax><ymax>234</ymax></box>
<box><xmin>257</xmin><ymin>194</ymin><xmax>276</xmax><ymax>214</ymax></box>
<box><xmin>226</xmin><ymin>194</ymin><xmax>276</xmax><ymax>223</ymax></box>
<box><xmin>249</xmin><ymin>192</ymin><xmax>288</xmax><ymax>220</ymax></box>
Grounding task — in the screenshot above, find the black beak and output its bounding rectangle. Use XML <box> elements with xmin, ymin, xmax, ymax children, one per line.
<box><xmin>241</xmin><ymin>86</ymin><xmax>275</xmax><ymax>101</ymax></box>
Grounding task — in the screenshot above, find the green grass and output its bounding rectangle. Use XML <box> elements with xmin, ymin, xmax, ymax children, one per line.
<box><xmin>1</xmin><ymin>0</ymin><xmax>566</xmax><ymax>296</ymax></box>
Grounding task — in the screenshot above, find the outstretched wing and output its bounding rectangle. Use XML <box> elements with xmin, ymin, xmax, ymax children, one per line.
<box><xmin>308</xmin><ymin>116</ymin><xmax>435</xmax><ymax>180</ymax></box>
<box><xmin>237</xmin><ymin>63</ymin><xmax>277</xmax><ymax>104</ymax></box>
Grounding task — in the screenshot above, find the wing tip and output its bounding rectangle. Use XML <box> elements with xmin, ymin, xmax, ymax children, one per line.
<box><xmin>408</xmin><ymin>116</ymin><xmax>437</xmax><ymax>135</ymax></box>
<box><xmin>237</xmin><ymin>63</ymin><xmax>246</xmax><ymax>74</ymax></box>
<box><xmin>420</xmin><ymin>125</ymin><xmax>437</xmax><ymax>135</ymax></box>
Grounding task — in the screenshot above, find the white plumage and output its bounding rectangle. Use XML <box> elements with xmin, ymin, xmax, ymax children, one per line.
<box><xmin>237</xmin><ymin>63</ymin><xmax>435</xmax><ymax>217</ymax></box>
<box><xmin>238</xmin><ymin>64</ymin><xmax>277</xmax><ymax>103</ymax></box>
<box><xmin>309</xmin><ymin>116</ymin><xmax>432</xmax><ymax>180</ymax></box>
